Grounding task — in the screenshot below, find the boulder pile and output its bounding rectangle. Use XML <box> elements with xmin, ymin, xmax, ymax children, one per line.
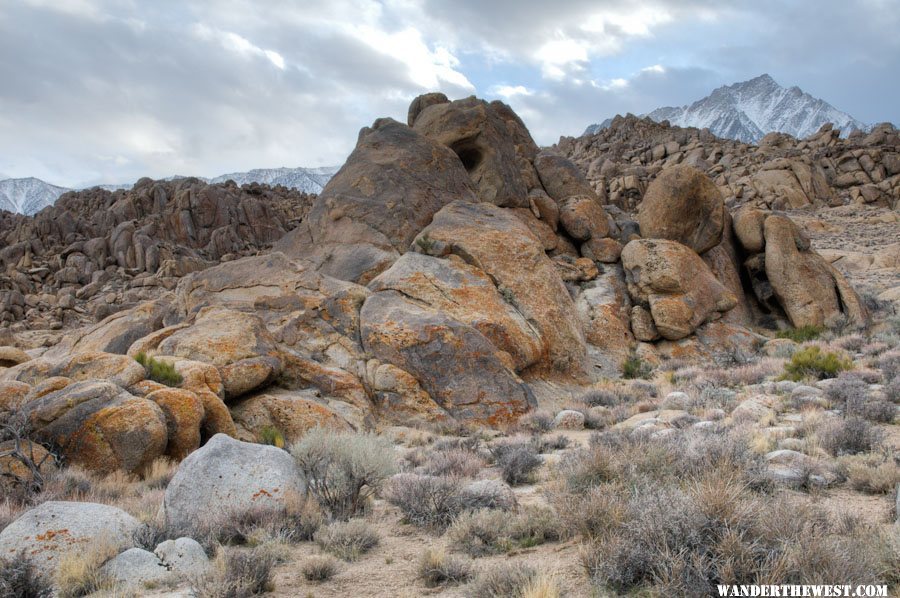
<box><xmin>0</xmin><ymin>93</ymin><xmax>875</xmax><ymax>475</ymax></box>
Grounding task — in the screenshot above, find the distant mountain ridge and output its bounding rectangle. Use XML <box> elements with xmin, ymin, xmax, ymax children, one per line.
<box><xmin>0</xmin><ymin>166</ymin><xmax>339</xmax><ymax>216</ymax></box>
<box><xmin>584</xmin><ymin>74</ymin><xmax>871</xmax><ymax>143</ymax></box>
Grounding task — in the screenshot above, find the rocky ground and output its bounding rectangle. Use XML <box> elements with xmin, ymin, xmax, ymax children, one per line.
<box><xmin>0</xmin><ymin>94</ymin><xmax>898</xmax><ymax>597</ymax></box>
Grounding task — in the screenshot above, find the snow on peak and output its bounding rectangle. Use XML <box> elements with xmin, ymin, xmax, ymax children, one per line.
<box><xmin>584</xmin><ymin>74</ymin><xmax>870</xmax><ymax>143</ymax></box>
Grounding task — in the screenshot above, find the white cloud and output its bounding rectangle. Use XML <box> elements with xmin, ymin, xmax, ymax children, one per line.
<box><xmin>191</xmin><ymin>24</ymin><xmax>286</xmax><ymax>70</ymax></box>
<box><xmin>490</xmin><ymin>84</ymin><xmax>533</xmax><ymax>99</ymax></box>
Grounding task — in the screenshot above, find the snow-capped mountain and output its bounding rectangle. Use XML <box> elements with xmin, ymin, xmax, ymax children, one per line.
<box><xmin>0</xmin><ymin>177</ymin><xmax>70</xmax><ymax>216</ymax></box>
<box><xmin>209</xmin><ymin>166</ymin><xmax>338</xmax><ymax>191</ymax></box>
<box><xmin>584</xmin><ymin>74</ymin><xmax>870</xmax><ymax>143</ymax></box>
<box><xmin>0</xmin><ymin>166</ymin><xmax>338</xmax><ymax>215</ymax></box>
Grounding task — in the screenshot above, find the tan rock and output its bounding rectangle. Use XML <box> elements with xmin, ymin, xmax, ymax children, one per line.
<box><xmin>558</xmin><ymin>195</ymin><xmax>609</xmax><ymax>241</ymax></box>
<box><xmin>621</xmin><ymin>239</ymin><xmax>737</xmax><ymax>340</ymax></box>
<box><xmin>637</xmin><ymin>164</ymin><xmax>725</xmax><ymax>253</ymax></box>
<box><xmin>630</xmin><ymin>306</ymin><xmax>660</xmax><ymax>342</ymax></box>
<box><xmin>0</xmin><ymin>347</ymin><xmax>30</xmax><ymax>368</ymax></box>
<box><xmin>580</xmin><ymin>237</ymin><xmax>623</xmax><ymax>263</ymax></box>
<box><xmin>231</xmin><ymin>389</ymin><xmax>353</xmax><ymax>444</ymax></box>
<box><xmin>146</xmin><ymin>388</ymin><xmax>205</xmax><ymax>460</ymax></box>
<box><xmin>415</xmin><ymin>201</ymin><xmax>586</xmax><ymax>374</ymax></box>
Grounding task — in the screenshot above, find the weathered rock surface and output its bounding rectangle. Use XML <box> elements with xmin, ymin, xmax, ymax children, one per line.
<box><xmin>412</xmin><ymin>96</ymin><xmax>531</xmax><ymax>207</ymax></box>
<box><xmin>414</xmin><ymin>201</ymin><xmax>586</xmax><ymax>374</ymax></box>
<box><xmin>163</xmin><ymin>434</ymin><xmax>305</xmax><ymax>532</ymax></box>
<box><xmin>275</xmin><ymin>118</ymin><xmax>476</xmax><ymax>284</ymax></box>
<box><xmin>21</xmin><ymin>381</ymin><xmax>168</xmax><ymax>474</ymax></box>
<box><xmin>0</xmin><ymin>501</ymin><xmax>142</xmax><ymax>577</ymax></box>
<box><xmin>637</xmin><ymin>164</ymin><xmax>725</xmax><ymax>253</ymax></box>
<box><xmin>360</xmin><ymin>290</ymin><xmax>535</xmax><ymax>424</ymax></box>
<box><xmin>621</xmin><ymin>239</ymin><xmax>737</xmax><ymax>340</ymax></box>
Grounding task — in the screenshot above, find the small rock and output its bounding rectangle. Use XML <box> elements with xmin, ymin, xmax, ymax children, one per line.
<box><xmin>553</xmin><ymin>409</ymin><xmax>585</xmax><ymax>430</ymax></box>
<box><xmin>100</xmin><ymin>548</ymin><xmax>172</xmax><ymax>591</ymax></box>
<box><xmin>155</xmin><ymin>537</ymin><xmax>211</xmax><ymax>576</ymax></box>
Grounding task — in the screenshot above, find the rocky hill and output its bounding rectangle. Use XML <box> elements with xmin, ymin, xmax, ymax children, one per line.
<box><xmin>0</xmin><ymin>166</ymin><xmax>337</xmax><ymax>216</ymax></box>
<box><xmin>584</xmin><ymin>74</ymin><xmax>870</xmax><ymax>142</ymax></box>
<box><xmin>0</xmin><ymin>177</ymin><xmax>314</xmax><ymax>329</ymax></box>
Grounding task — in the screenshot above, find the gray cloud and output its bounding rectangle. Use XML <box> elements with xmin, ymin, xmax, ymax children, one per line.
<box><xmin>0</xmin><ymin>0</ymin><xmax>896</xmax><ymax>187</ymax></box>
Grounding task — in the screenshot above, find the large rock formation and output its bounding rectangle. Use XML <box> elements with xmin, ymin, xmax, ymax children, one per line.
<box><xmin>0</xmin><ymin>92</ymin><xmax>878</xmax><ymax>478</ymax></box>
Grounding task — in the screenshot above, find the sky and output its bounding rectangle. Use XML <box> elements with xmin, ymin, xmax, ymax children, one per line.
<box><xmin>0</xmin><ymin>0</ymin><xmax>898</xmax><ymax>188</ymax></box>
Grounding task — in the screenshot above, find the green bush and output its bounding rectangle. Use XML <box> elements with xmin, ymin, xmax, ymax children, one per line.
<box><xmin>780</xmin><ymin>346</ymin><xmax>853</xmax><ymax>381</ymax></box>
<box><xmin>775</xmin><ymin>325</ymin><xmax>824</xmax><ymax>343</ymax></box>
<box><xmin>622</xmin><ymin>353</ymin><xmax>652</xmax><ymax>380</ymax></box>
<box><xmin>134</xmin><ymin>352</ymin><xmax>183</xmax><ymax>387</ymax></box>
<box><xmin>257</xmin><ymin>426</ymin><xmax>285</xmax><ymax>449</ymax></box>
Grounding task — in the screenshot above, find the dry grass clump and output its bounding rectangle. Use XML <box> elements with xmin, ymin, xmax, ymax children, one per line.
<box><xmin>314</xmin><ymin>519</ymin><xmax>379</xmax><ymax>561</ymax></box>
<box><xmin>468</xmin><ymin>562</ymin><xmax>538</xmax><ymax>598</ymax></box>
<box><xmin>167</xmin><ymin>494</ymin><xmax>323</xmax><ymax>554</ymax></box>
<box><xmin>300</xmin><ymin>555</ymin><xmax>339</xmax><ymax>582</ymax></box>
<box><xmin>192</xmin><ymin>546</ymin><xmax>278</xmax><ymax>598</ymax></box>
<box><xmin>548</xmin><ymin>427</ymin><xmax>898</xmax><ymax>595</ymax></box>
<box><xmin>837</xmin><ymin>453</ymin><xmax>900</xmax><ymax>493</ymax></box>
<box><xmin>290</xmin><ymin>428</ymin><xmax>397</xmax><ymax>520</ymax></box>
<box><xmin>448</xmin><ymin>506</ymin><xmax>562</xmax><ymax>557</ymax></box>
<box><xmin>0</xmin><ymin>552</ymin><xmax>52</xmax><ymax>598</ymax></box>
<box><xmin>55</xmin><ymin>540</ymin><xmax>118</xmax><ymax>598</ymax></box>
<box><xmin>695</xmin><ymin>358</ymin><xmax>783</xmax><ymax>388</ymax></box>
<box><xmin>417</xmin><ymin>548</ymin><xmax>473</xmax><ymax>587</ymax></box>
<box><xmin>826</xmin><ymin>373</ymin><xmax>897</xmax><ymax>422</ymax></box>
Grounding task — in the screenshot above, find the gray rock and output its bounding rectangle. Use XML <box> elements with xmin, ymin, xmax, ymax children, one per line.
<box><xmin>553</xmin><ymin>409</ymin><xmax>585</xmax><ymax>430</ymax></box>
<box><xmin>155</xmin><ymin>537</ymin><xmax>210</xmax><ymax>577</ymax></box>
<box><xmin>775</xmin><ymin>380</ymin><xmax>798</xmax><ymax>394</ymax></box>
<box><xmin>790</xmin><ymin>385</ymin><xmax>823</xmax><ymax>400</ymax></box>
<box><xmin>163</xmin><ymin>434</ymin><xmax>305</xmax><ymax>532</ymax></box>
<box><xmin>100</xmin><ymin>548</ymin><xmax>172</xmax><ymax>591</ymax></box>
<box><xmin>0</xmin><ymin>501</ymin><xmax>143</xmax><ymax>578</ymax></box>
<box><xmin>662</xmin><ymin>391</ymin><xmax>690</xmax><ymax>409</ymax></box>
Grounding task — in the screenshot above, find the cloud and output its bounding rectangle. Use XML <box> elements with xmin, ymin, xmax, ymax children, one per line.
<box><xmin>0</xmin><ymin>0</ymin><xmax>896</xmax><ymax>187</ymax></box>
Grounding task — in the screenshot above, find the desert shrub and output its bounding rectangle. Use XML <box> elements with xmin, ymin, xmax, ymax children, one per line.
<box><xmin>469</xmin><ymin>563</ymin><xmax>537</xmax><ymax>598</ymax></box>
<box><xmin>134</xmin><ymin>352</ymin><xmax>183</xmax><ymax>386</ymax></box>
<box><xmin>0</xmin><ymin>553</ymin><xmax>52</xmax><ymax>598</ymax></box>
<box><xmin>780</xmin><ymin>346</ymin><xmax>852</xmax><ymax>381</ymax></box>
<box><xmin>518</xmin><ymin>409</ymin><xmax>553</xmax><ymax>433</ymax></box>
<box><xmin>133</xmin><ymin>517</ymin><xmax>170</xmax><ymax>551</ymax></box>
<box><xmin>878</xmin><ymin>352</ymin><xmax>900</xmax><ymax>381</ymax></box>
<box><xmin>314</xmin><ymin>519</ymin><xmax>379</xmax><ymax>561</ymax></box>
<box><xmin>817</xmin><ymin>417</ymin><xmax>883</xmax><ymax>456</ymax></box>
<box><xmin>776</xmin><ymin>325</ymin><xmax>823</xmax><ymax>343</ymax></box>
<box><xmin>838</xmin><ymin>454</ymin><xmax>900</xmax><ymax>494</ymax></box>
<box><xmin>856</xmin><ymin>399</ymin><xmax>896</xmax><ymax>423</ymax></box>
<box><xmin>457</xmin><ymin>480</ymin><xmax>517</xmax><ymax>512</ymax></box>
<box><xmin>533</xmin><ymin>434</ymin><xmax>570</xmax><ymax>452</ymax></box>
<box><xmin>490</xmin><ymin>442</ymin><xmax>542</xmax><ymax>485</ymax></box>
<box><xmin>193</xmin><ymin>546</ymin><xmax>277</xmax><ymax>598</ymax></box>
<box><xmin>301</xmin><ymin>555</ymin><xmax>338</xmax><ymax>582</ymax></box>
<box><xmin>580</xmin><ymin>389</ymin><xmax>620</xmax><ymax>407</ymax></box>
<box><xmin>257</xmin><ymin>426</ymin><xmax>285</xmax><ymax>448</ymax></box>
<box><xmin>384</xmin><ymin>473</ymin><xmax>462</xmax><ymax>529</ymax></box>
<box><xmin>825</xmin><ymin>373</ymin><xmax>868</xmax><ymax>407</ymax></box>
<box><xmin>448</xmin><ymin>507</ymin><xmax>562</xmax><ymax>557</ymax></box>
<box><xmin>886</xmin><ymin>376</ymin><xmax>900</xmax><ymax>403</ymax></box>
<box><xmin>423</xmin><ymin>448</ymin><xmax>485</xmax><ymax>478</ymax></box>
<box><xmin>622</xmin><ymin>352</ymin><xmax>652</xmax><ymax>380</ymax></box>
<box><xmin>290</xmin><ymin>429</ymin><xmax>397</xmax><ymax>520</ymax></box>
<box><xmin>417</xmin><ymin>548</ymin><xmax>473</xmax><ymax>587</ymax></box>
